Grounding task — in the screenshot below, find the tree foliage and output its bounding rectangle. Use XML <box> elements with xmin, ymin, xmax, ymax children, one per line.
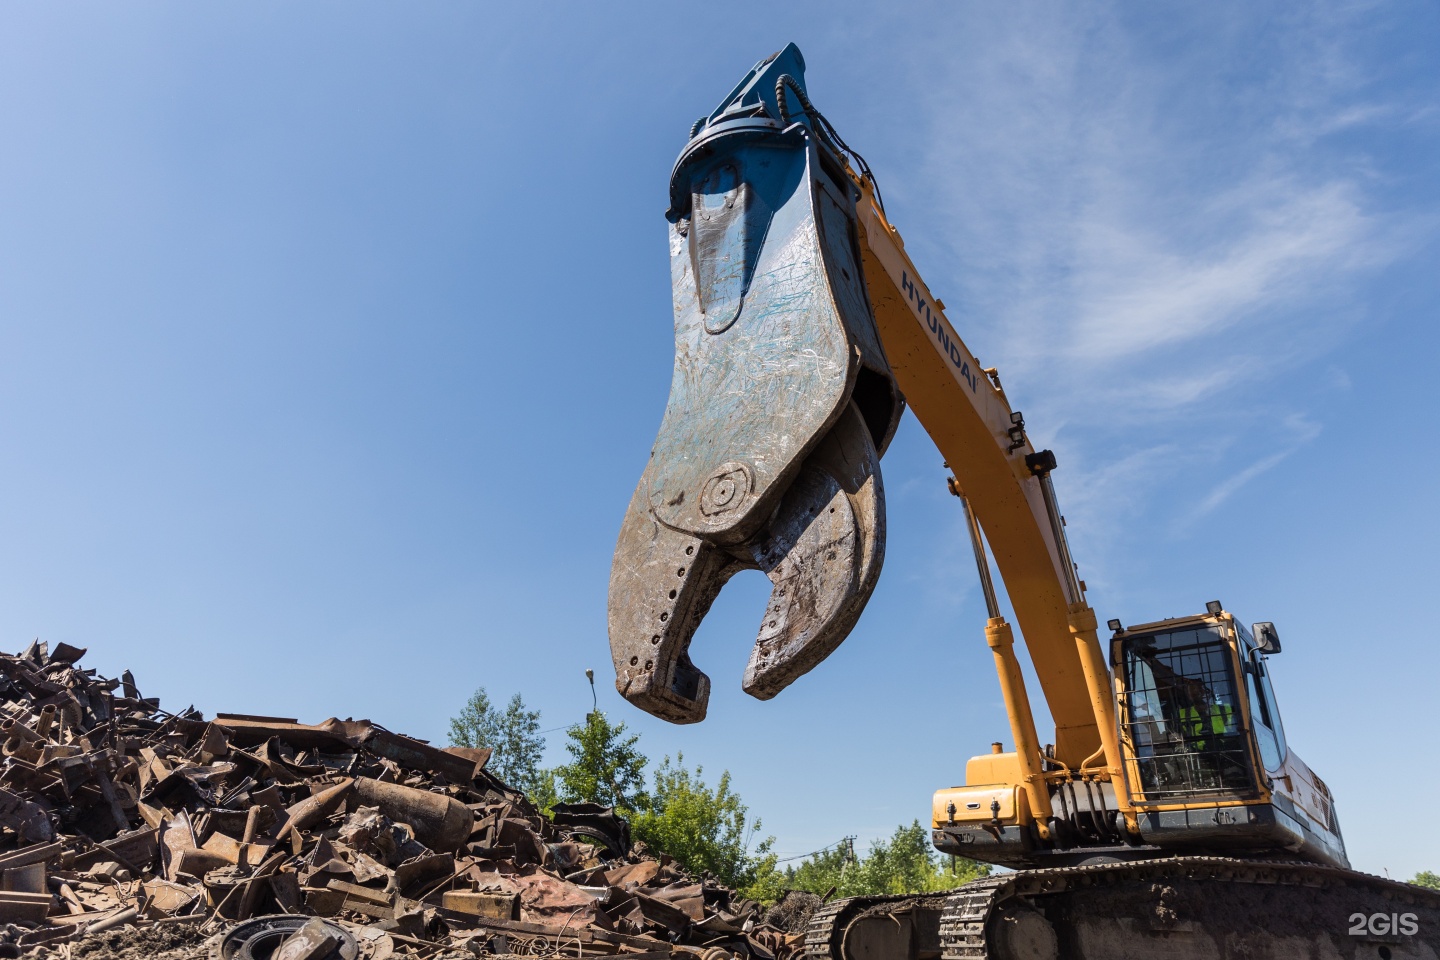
<box><xmin>629</xmin><ymin>754</ymin><xmax>780</xmax><ymax>900</ymax></box>
<box><xmin>786</xmin><ymin>821</ymin><xmax>989</xmax><ymax>897</ymax></box>
<box><xmin>528</xmin><ymin>767</ymin><xmax>561</xmax><ymax>817</ymax></box>
<box><xmin>1414</xmin><ymin>871</ymin><xmax>1440</xmax><ymax>891</ymax></box>
<box><xmin>552</xmin><ymin>720</ymin><xmax>781</xmax><ymax>900</ymax></box>
<box><xmin>554</xmin><ymin>712</ymin><xmax>649</xmax><ymax>810</ymax></box>
<box><xmin>448</xmin><ymin>688</ymin><xmax>545</xmax><ymax>795</ymax></box>
<box><xmin>450</xmin><ymin>691</ymin><xmax>980</xmax><ymax>907</ymax></box>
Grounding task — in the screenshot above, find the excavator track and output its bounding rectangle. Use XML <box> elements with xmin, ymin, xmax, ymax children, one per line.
<box><xmin>805</xmin><ymin>858</ymin><xmax>1440</xmax><ymax>960</ymax></box>
<box><xmin>935</xmin><ymin>877</ymin><xmax>1009</xmax><ymax>959</ymax></box>
<box><xmin>804</xmin><ymin>894</ymin><xmax>920</xmax><ymax>960</ymax></box>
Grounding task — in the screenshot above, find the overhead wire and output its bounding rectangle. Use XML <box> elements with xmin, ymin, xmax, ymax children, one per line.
<box><xmin>774</xmin><ymin>836</ymin><xmax>857</xmax><ymax>863</ymax></box>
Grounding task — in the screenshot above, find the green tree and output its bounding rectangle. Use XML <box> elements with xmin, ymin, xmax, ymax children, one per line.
<box><xmin>448</xmin><ymin>688</ymin><xmax>545</xmax><ymax>795</ymax></box>
<box><xmin>1413</xmin><ymin>870</ymin><xmax>1440</xmax><ymax>891</ymax></box>
<box><xmin>629</xmin><ymin>754</ymin><xmax>781</xmax><ymax>900</ymax></box>
<box><xmin>785</xmin><ymin>843</ymin><xmax>856</xmax><ymax>896</ymax></box>
<box><xmin>554</xmin><ymin>712</ymin><xmax>649</xmax><ymax>810</ymax></box>
<box><xmin>528</xmin><ymin>767</ymin><xmax>561</xmax><ymax>817</ymax></box>
<box><xmin>786</xmin><ymin>821</ymin><xmax>989</xmax><ymax>897</ymax></box>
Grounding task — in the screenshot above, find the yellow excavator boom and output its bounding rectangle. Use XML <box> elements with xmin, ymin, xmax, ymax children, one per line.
<box><xmin>852</xmin><ymin>180</ymin><xmax>1123</xmax><ymax>779</ymax></box>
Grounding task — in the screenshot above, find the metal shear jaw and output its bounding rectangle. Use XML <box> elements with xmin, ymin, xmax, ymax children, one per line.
<box><xmin>607</xmin><ymin>46</ymin><xmax>901</xmax><ymax>724</ymax></box>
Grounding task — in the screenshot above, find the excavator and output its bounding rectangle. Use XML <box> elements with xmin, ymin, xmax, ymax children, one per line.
<box><xmin>607</xmin><ymin>44</ymin><xmax>1440</xmax><ymax>958</ymax></box>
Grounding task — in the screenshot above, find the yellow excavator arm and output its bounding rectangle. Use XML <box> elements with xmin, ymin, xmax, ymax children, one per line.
<box><xmin>852</xmin><ymin>182</ymin><xmax>1119</xmax><ymax>769</ymax></box>
<box><xmin>849</xmin><ymin>181</ymin><xmax>1132</xmax><ymax>835</ymax></box>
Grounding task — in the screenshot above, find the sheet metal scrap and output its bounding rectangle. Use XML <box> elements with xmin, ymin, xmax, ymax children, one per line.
<box><xmin>608</xmin><ymin>43</ymin><xmax>903</xmax><ymax>725</ymax></box>
<box><xmin>0</xmin><ymin>643</ymin><xmax>807</xmax><ymax>960</ymax></box>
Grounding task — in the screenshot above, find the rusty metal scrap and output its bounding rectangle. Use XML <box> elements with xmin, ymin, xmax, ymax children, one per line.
<box><xmin>0</xmin><ymin>643</ymin><xmax>807</xmax><ymax>959</ymax></box>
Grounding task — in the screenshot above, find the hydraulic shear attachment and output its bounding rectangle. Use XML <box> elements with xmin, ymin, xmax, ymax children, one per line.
<box><xmin>608</xmin><ymin>46</ymin><xmax>903</xmax><ymax>723</ymax></box>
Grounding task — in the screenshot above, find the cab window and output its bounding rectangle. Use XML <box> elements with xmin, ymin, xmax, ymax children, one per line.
<box><xmin>1245</xmin><ymin>662</ymin><xmax>1282</xmax><ymax>771</ymax></box>
<box><xmin>1118</xmin><ymin>625</ymin><xmax>1255</xmax><ymax>799</ymax></box>
<box><xmin>1237</xmin><ymin>621</ymin><xmax>1287</xmax><ymax>772</ymax></box>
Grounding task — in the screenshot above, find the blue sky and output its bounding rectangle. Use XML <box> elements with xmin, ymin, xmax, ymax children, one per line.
<box><xmin>2</xmin><ymin>3</ymin><xmax>1437</xmax><ymax>879</ymax></box>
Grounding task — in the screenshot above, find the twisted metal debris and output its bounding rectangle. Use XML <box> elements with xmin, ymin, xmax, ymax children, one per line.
<box><xmin>0</xmin><ymin>643</ymin><xmax>810</xmax><ymax>959</ymax></box>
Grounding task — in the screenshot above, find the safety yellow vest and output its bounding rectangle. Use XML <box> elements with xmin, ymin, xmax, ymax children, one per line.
<box><xmin>1179</xmin><ymin>703</ymin><xmax>1233</xmax><ymax>745</ymax></box>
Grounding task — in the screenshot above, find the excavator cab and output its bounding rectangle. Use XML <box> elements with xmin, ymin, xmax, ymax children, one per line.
<box><xmin>1114</xmin><ymin>617</ymin><xmax>1257</xmax><ymax>800</ymax></box>
<box><xmin>1115</xmin><ymin>612</ymin><xmax>1298</xmax><ymax>806</ymax></box>
<box><xmin>932</xmin><ymin>603</ymin><xmax>1348</xmax><ymax>870</ymax></box>
<box><xmin>1105</xmin><ymin>608</ymin><xmax>1349</xmax><ymax>867</ymax></box>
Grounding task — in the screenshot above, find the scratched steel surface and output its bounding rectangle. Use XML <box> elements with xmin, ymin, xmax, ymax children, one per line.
<box><xmin>608</xmin><ymin>45</ymin><xmax>901</xmax><ymax>723</ymax></box>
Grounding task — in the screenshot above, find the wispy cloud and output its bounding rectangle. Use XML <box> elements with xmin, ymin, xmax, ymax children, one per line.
<box><xmin>876</xmin><ymin>3</ymin><xmax>1419</xmax><ymax>559</ymax></box>
<box><xmin>1175</xmin><ymin>414</ymin><xmax>1323</xmax><ymax>530</ymax></box>
<box><xmin>1066</xmin><ymin>180</ymin><xmax>1375</xmax><ymax>363</ymax></box>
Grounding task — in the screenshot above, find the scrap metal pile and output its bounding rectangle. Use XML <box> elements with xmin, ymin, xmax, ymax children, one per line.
<box><xmin>0</xmin><ymin>643</ymin><xmax>808</xmax><ymax>958</ymax></box>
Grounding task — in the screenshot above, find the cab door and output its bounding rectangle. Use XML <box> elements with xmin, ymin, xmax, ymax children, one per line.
<box><xmin>1240</xmin><ymin>635</ymin><xmax>1287</xmax><ymax>773</ymax></box>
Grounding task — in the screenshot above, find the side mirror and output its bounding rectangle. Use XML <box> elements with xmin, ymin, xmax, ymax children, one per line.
<box><xmin>1252</xmin><ymin>622</ymin><xmax>1282</xmax><ymax>655</ymax></box>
